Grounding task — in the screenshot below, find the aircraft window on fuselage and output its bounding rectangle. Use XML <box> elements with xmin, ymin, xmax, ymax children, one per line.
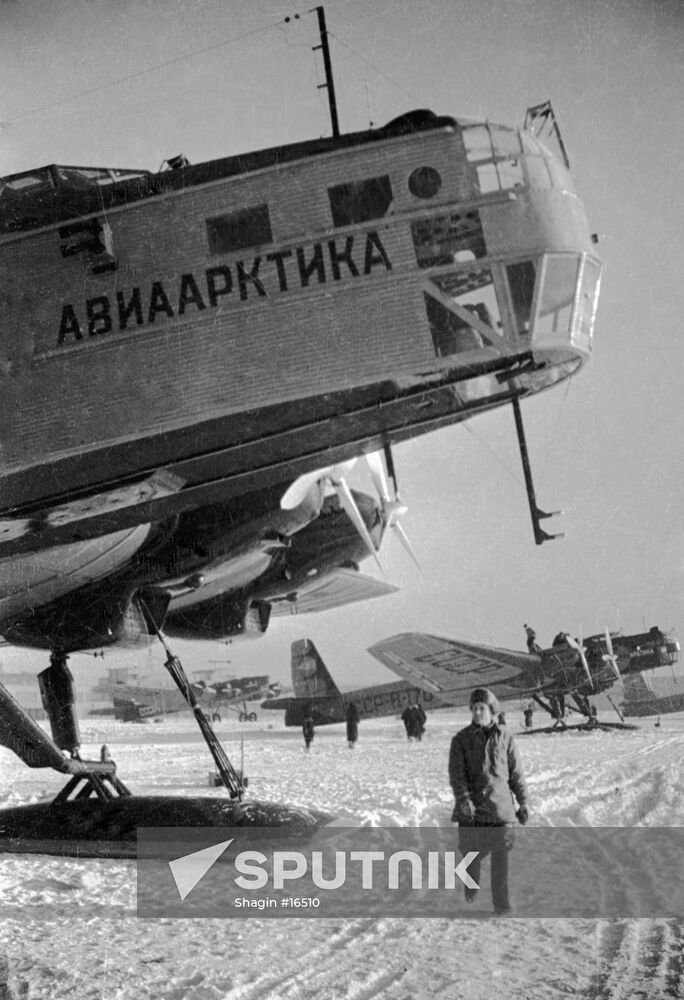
<box><xmin>496</xmin><ymin>158</ymin><xmax>524</xmax><ymax>190</ymax></box>
<box><xmin>475</xmin><ymin>162</ymin><xmax>500</xmax><ymax>193</ymax></box>
<box><xmin>328</xmin><ymin>175</ymin><xmax>393</xmax><ymax>227</ymax></box>
<box><xmin>56</xmin><ymin>166</ymin><xmax>148</xmax><ymax>188</ymax></box>
<box><xmin>0</xmin><ymin>169</ymin><xmax>53</xmax><ymax>196</ymax></box>
<box><xmin>534</xmin><ymin>255</ymin><xmax>580</xmax><ymax>337</ymax></box>
<box><xmin>206</xmin><ymin>204</ymin><xmax>273</xmax><ymax>254</ymax></box>
<box><xmin>411</xmin><ymin>210</ymin><xmax>486</xmax><ymax>268</ymax></box>
<box><xmin>425</xmin><ymin>267</ymin><xmax>502</xmax><ymax>356</ymax></box>
<box><xmin>463</xmin><ymin>125</ymin><xmax>524</xmax><ymax>194</ymax></box>
<box><xmin>462</xmin><ymin>125</ymin><xmax>494</xmax><ymax>160</ymax></box>
<box><xmin>506</xmin><ymin>260</ymin><xmax>537</xmax><ymax>336</ymax></box>
<box><xmin>424</xmin><ymin>293</ymin><xmax>487</xmax><ymax>357</ymax></box>
<box><xmin>575</xmin><ymin>256</ymin><xmax>601</xmax><ymax>344</ymax></box>
<box><xmin>491</xmin><ymin>127</ymin><xmax>522</xmax><ymax>158</ymax></box>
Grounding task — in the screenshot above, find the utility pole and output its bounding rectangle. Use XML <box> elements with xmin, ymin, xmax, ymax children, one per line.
<box><xmin>313</xmin><ymin>6</ymin><xmax>340</xmax><ymax>138</ymax></box>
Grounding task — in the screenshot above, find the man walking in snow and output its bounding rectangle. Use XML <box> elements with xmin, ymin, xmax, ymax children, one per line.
<box><xmin>449</xmin><ymin>687</ymin><xmax>529</xmax><ymax>915</ymax></box>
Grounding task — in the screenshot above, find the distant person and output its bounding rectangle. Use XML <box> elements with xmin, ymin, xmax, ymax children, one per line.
<box><xmin>550</xmin><ymin>695</ymin><xmax>566</xmax><ymax>727</ymax></box>
<box><xmin>346</xmin><ymin>701</ymin><xmax>359</xmax><ymax>748</ymax></box>
<box><xmin>523</xmin><ymin>703</ymin><xmax>535</xmax><ymax>729</ymax></box>
<box><xmin>401</xmin><ymin>704</ymin><xmax>417</xmax><ymax>740</ymax></box>
<box><xmin>524</xmin><ymin>624</ymin><xmax>542</xmax><ymax>655</ymax></box>
<box><xmin>302</xmin><ymin>714</ymin><xmax>315</xmax><ymax>751</ymax></box>
<box><xmin>449</xmin><ymin>687</ymin><xmax>529</xmax><ymax>916</ymax></box>
<box><xmin>552</xmin><ymin>631</ymin><xmax>569</xmax><ymax>648</ymax></box>
<box><xmin>415</xmin><ymin>704</ymin><xmax>427</xmax><ymax>741</ymax></box>
<box><xmin>497</xmin><ymin>711</ymin><xmax>506</xmax><ymax>727</ymax></box>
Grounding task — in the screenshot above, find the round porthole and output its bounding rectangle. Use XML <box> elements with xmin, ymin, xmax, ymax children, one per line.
<box><xmin>408</xmin><ymin>166</ymin><xmax>442</xmax><ymax>198</ymax></box>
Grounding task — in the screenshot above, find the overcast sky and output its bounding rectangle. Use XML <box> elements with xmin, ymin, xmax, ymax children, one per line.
<box><xmin>1</xmin><ymin>0</ymin><xmax>683</xmax><ymax>689</ymax></box>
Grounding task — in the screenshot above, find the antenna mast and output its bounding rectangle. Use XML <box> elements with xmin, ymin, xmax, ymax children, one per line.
<box><xmin>312</xmin><ymin>6</ymin><xmax>340</xmax><ymax>138</ymax></box>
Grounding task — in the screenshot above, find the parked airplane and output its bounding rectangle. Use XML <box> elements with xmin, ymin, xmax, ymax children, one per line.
<box><xmin>104</xmin><ymin>673</ymin><xmax>270</xmax><ymax>722</ymax></box>
<box><xmin>262</xmin><ymin>638</ymin><xmax>444</xmax><ymax>726</ymax></box>
<box><xmin>368</xmin><ymin>627</ymin><xmax>680</xmax><ymax>730</ymax></box>
<box><xmin>0</xmin><ymin>17</ymin><xmax>601</xmax><ymax>847</ymax></box>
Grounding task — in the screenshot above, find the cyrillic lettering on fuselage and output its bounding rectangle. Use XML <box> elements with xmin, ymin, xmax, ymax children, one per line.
<box><xmin>56</xmin><ymin>231</ymin><xmax>392</xmax><ymax>346</ymax></box>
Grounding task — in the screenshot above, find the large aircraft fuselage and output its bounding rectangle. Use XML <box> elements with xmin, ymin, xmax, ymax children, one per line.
<box><xmin>0</xmin><ymin>111</ymin><xmax>599</xmax><ymax>544</ymax></box>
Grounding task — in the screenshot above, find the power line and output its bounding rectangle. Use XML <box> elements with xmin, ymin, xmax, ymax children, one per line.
<box><xmin>4</xmin><ymin>18</ymin><xmax>291</xmax><ymax>125</ymax></box>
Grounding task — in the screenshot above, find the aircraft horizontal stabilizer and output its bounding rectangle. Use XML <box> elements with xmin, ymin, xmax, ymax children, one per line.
<box><xmin>367</xmin><ymin>633</ymin><xmax>542</xmax><ymax>703</ymax></box>
<box><xmin>270</xmin><ymin>568</ymin><xmax>398</xmax><ymax>617</ymax></box>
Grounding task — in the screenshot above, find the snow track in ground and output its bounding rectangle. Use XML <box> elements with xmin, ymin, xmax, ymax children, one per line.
<box><xmin>0</xmin><ymin>711</ymin><xmax>683</xmax><ymax>999</ymax></box>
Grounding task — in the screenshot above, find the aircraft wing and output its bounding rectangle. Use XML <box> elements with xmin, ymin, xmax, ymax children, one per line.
<box><xmin>367</xmin><ymin>633</ymin><xmax>543</xmax><ymax>704</ymax></box>
<box><xmin>269</xmin><ymin>568</ymin><xmax>398</xmax><ymax>617</ymax></box>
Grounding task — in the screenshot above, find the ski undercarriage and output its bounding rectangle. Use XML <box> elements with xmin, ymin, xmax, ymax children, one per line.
<box><xmin>0</xmin><ymin>639</ymin><xmax>330</xmax><ymax>857</ymax></box>
<box><xmin>520</xmin><ymin>690</ymin><xmax>638</xmax><ymax>735</ymax></box>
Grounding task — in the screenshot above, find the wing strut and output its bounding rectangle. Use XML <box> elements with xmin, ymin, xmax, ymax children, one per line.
<box><xmin>512</xmin><ymin>397</ymin><xmax>563</xmax><ymax>546</ymax></box>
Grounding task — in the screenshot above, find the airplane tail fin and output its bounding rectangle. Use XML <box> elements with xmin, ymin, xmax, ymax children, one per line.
<box><xmin>291</xmin><ymin>639</ymin><xmax>341</xmax><ymax>699</ymax></box>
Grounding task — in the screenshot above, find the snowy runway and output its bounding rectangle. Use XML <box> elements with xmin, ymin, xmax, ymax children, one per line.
<box><xmin>1</xmin><ymin>710</ymin><xmax>683</xmax><ymax>999</ymax></box>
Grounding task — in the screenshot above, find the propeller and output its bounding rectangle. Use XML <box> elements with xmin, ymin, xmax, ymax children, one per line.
<box><xmin>361</xmin><ymin>451</ymin><xmax>421</xmax><ymax>572</ymax></box>
<box><xmin>567</xmin><ymin>632</ymin><xmax>593</xmax><ymax>690</ymax></box>
<box><xmin>279</xmin><ymin>446</ymin><xmax>420</xmax><ymax>575</ymax></box>
<box><xmin>280</xmin><ymin>459</ymin><xmax>384</xmax><ymax>574</ymax></box>
<box><xmin>602</xmin><ymin>628</ymin><xmax>621</xmax><ymax>682</ymax></box>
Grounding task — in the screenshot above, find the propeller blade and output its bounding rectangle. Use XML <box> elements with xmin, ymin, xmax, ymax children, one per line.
<box><xmin>603</xmin><ymin>628</ymin><xmax>621</xmax><ymax>681</ymax></box>
<box><xmin>333</xmin><ymin>477</ymin><xmax>384</xmax><ymax>576</ymax></box>
<box><xmin>362</xmin><ymin>449</ymin><xmax>420</xmax><ymax>573</ymax></box>
<box><xmin>567</xmin><ymin>635</ymin><xmax>593</xmax><ymax>690</ymax></box>
<box><xmin>362</xmin><ymin>451</ymin><xmax>391</xmax><ymax>502</ymax></box>
<box><xmin>391</xmin><ymin>521</ymin><xmax>422</xmax><ymax>573</ymax></box>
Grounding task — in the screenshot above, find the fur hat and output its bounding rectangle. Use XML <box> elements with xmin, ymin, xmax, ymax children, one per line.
<box><xmin>469</xmin><ymin>687</ymin><xmax>499</xmax><ymax>713</ymax></box>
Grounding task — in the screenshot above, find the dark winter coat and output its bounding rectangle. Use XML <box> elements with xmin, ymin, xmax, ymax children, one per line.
<box><xmin>449</xmin><ymin>721</ymin><xmax>528</xmax><ymax>825</ymax></box>
<box><xmin>346</xmin><ymin>702</ymin><xmax>359</xmax><ymax>743</ymax></box>
<box><xmin>302</xmin><ymin>717</ymin><xmax>315</xmax><ymax>745</ymax></box>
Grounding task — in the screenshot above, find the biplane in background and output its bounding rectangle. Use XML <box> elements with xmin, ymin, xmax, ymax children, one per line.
<box><xmin>368</xmin><ymin>627</ymin><xmax>680</xmax><ymax>731</ymax></box>
<box><xmin>0</xmin><ymin>11</ymin><xmax>602</xmax><ymax>846</ymax></box>
<box><xmin>101</xmin><ymin>673</ymin><xmax>271</xmax><ymax>723</ymax></box>
<box><xmin>262</xmin><ymin>638</ymin><xmax>444</xmax><ymax>726</ymax></box>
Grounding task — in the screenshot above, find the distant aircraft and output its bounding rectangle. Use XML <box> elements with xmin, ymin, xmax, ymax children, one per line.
<box><xmin>368</xmin><ymin>627</ymin><xmax>680</xmax><ymax>731</ymax></box>
<box><xmin>104</xmin><ymin>674</ymin><xmax>271</xmax><ymax>723</ymax></box>
<box><xmin>0</xmin><ymin>13</ymin><xmax>602</xmax><ymax>843</ymax></box>
<box><xmin>262</xmin><ymin>638</ymin><xmax>443</xmax><ymax>726</ymax></box>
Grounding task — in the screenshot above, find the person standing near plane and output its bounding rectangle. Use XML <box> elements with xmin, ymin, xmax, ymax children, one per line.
<box><xmin>523</xmin><ymin>702</ymin><xmax>535</xmax><ymax>729</ymax></box>
<box><xmin>345</xmin><ymin>701</ymin><xmax>359</xmax><ymax>748</ymax></box>
<box><xmin>524</xmin><ymin>624</ymin><xmax>542</xmax><ymax>655</ymax></box>
<box><xmin>302</xmin><ymin>714</ymin><xmax>315</xmax><ymax>751</ymax></box>
<box><xmin>449</xmin><ymin>687</ymin><xmax>529</xmax><ymax>916</ymax></box>
<box><xmin>415</xmin><ymin>703</ymin><xmax>427</xmax><ymax>741</ymax></box>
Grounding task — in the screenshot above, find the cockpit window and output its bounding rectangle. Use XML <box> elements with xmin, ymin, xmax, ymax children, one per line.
<box><xmin>425</xmin><ymin>267</ymin><xmax>503</xmax><ymax>357</ymax></box>
<box><xmin>534</xmin><ymin>255</ymin><xmax>580</xmax><ymax>337</ymax></box>
<box><xmin>506</xmin><ymin>261</ymin><xmax>536</xmax><ymax>336</ymax></box>
<box><xmin>462</xmin><ymin>123</ymin><xmax>524</xmax><ymax>194</ymax></box>
<box><xmin>462</xmin><ymin>125</ymin><xmax>493</xmax><ymax>160</ymax></box>
<box><xmin>491</xmin><ymin>127</ymin><xmax>522</xmax><ymax>157</ymax></box>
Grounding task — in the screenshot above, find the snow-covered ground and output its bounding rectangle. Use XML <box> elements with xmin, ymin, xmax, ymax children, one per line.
<box><xmin>1</xmin><ymin>709</ymin><xmax>683</xmax><ymax>999</ymax></box>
